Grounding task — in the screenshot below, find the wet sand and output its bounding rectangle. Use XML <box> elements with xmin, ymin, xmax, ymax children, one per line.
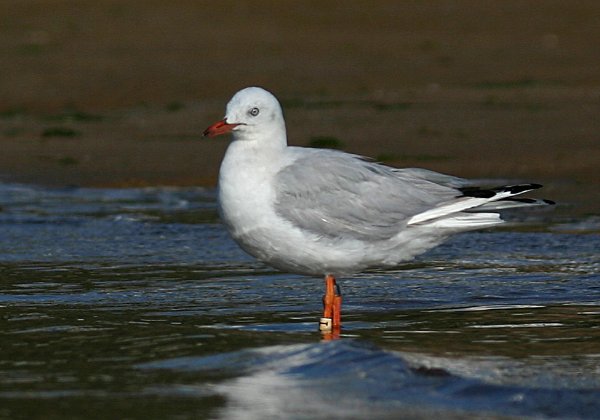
<box><xmin>1</xmin><ymin>1</ymin><xmax>599</xmax><ymax>211</ymax></box>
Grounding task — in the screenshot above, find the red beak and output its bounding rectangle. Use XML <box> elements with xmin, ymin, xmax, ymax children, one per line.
<box><xmin>203</xmin><ymin>119</ymin><xmax>241</xmax><ymax>137</ymax></box>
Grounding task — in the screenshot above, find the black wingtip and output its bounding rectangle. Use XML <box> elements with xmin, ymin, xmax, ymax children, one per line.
<box><xmin>459</xmin><ymin>183</ymin><xmax>547</xmax><ymax>200</ymax></box>
<box><xmin>458</xmin><ymin>187</ymin><xmax>496</xmax><ymax>198</ymax></box>
<box><xmin>500</xmin><ymin>197</ymin><xmax>556</xmax><ymax>206</ymax></box>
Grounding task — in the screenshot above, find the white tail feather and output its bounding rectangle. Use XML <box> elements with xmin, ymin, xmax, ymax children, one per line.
<box><xmin>426</xmin><ymin>212</ymin><xmax>503</xmax><ymax>229</ymax></box>
<box><xmin>407</xmin><ymin>186</ymin><xmax>539</xmax><ymax>226</ymax></box>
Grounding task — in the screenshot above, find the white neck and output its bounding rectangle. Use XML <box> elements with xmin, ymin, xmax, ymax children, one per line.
<box><xmin>231</xmin><ymin>120</ymin><xmax>288</xmax><ymax>151</ymax></box>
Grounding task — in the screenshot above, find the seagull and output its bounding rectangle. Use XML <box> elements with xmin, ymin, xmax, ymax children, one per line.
<box><xmin>204</xmin><ymin>87</ymin><xmax>553</xmax><ymax>334</ymax></box>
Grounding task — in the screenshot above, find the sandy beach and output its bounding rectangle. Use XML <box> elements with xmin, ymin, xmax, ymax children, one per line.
<box><xmin>1</xmin><ymin>1</ymin><xmax>598</xmax><ymax>212</ymax></box>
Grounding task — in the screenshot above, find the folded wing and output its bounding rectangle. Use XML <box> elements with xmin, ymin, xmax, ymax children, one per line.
<box><xmin>274</xmin><ymin>149</ymin><xmax>552</xmax><ymax>241</ymax></box>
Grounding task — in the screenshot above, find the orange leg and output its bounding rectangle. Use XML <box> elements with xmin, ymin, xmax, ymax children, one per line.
<box><xmin>319</xmin><ymin>274</ymin><xmax>342</xmax><ymax>334</ymax></box>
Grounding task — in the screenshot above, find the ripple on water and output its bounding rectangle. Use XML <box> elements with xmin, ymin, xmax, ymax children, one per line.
<box><xmin>0</xmin><ymin>183</ymin><xmax>599</xmax><ymax>419</ymax></box>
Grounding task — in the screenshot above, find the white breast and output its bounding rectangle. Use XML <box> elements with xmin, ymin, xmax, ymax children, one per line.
<box><xmin>218</xmin><ymin>140</ymin><xmax>284</xmax><ymax>242</ymax></box>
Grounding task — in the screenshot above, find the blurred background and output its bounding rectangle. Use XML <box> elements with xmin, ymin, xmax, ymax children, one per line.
<box><xmin>1</xmin><ymin>0</ymin><xmax>598</xmax><ymax>211</ymax></box>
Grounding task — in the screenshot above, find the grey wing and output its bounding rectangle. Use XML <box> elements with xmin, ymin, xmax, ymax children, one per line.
<box><xmin>392</xmin><ymin>167</ymin><xmax>469</xmax><ymax>189</ymax></box>
<box><xmin>273</xmin><ymin>150</ymin><xmax>459</xmax><ymax>241</ymax></box>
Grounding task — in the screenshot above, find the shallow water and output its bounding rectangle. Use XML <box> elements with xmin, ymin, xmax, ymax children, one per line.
<box><xmin>0</xmin><ymin>183</ymin><xmax>599</xmax><ymax>419</ymax></box>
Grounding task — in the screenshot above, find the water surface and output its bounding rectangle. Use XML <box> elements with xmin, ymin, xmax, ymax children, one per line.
<box><xmin>0</xmin><ymin>183</ymin><xmax>599</xmax><ymax>419</ymax></box>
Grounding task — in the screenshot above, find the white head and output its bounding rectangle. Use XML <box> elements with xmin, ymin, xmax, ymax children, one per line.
<box><xmin>204</xmin><ymin>87</ymin><xmax>287</xmax><ymax>146</ymax></box>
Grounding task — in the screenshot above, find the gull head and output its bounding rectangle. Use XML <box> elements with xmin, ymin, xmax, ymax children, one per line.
<box><xmin>204</xmin><ymin>87</ymin><xmax>287</xmax><ymax>145</ymax></box>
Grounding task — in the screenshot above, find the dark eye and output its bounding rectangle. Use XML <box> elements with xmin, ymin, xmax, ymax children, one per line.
<box><xmin>249</xmin><ymin>107</ymin><xmax>260</xmax><ymax>117</ymax></box>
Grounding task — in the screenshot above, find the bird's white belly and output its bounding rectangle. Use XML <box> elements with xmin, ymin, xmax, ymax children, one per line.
<box><xmin>219</xmin><ymin>186</ymin><xmax>417</xmax><ymax>276</ymax></box>
<box><xmin>218</xmin><ymin>150</ymin><xmax>366</xmax><ymax>275</ymax></box>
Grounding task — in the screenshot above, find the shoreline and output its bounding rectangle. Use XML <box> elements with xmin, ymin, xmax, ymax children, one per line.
<box><xmin>1</xmin><ymin>2</ymin><xmax>598</xmax><ymax>214</ymax></box>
